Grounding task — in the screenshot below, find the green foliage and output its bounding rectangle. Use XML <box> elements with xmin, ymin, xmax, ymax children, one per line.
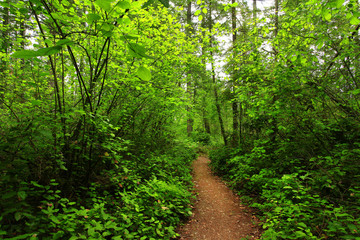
<box><xmin>0</xmin><ymin>146</ymin><xmax>195</xmax><ymax>239</ymax></box>
<box><xmin>211</xmin><ymin>144</ymin><xmax>360</xmax><ymax>239</ymax></box>
<box><xmin>0</xmin><ymin>0</ymin><xmax>198</xmax><ymax>238</ymax></box>
<box><xmin>209</xmin><ymin>0</ymin><xmax>360</xmax><ymax>238</ymax></box>
<box><xmin>191</xmin><ymin>131</ymin><xmax>211</xmax><ymax>145</ymax></box>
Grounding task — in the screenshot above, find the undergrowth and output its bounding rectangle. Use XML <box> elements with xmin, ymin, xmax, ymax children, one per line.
<box><xmin>0</xmin><ymin>144</ymin><xmax>196</xmax><ymax>239</ymax></box>
<box><xmin>209</xmin><ymin>143</ymin><xmax>360</xmax><ymax>240</ymax></box>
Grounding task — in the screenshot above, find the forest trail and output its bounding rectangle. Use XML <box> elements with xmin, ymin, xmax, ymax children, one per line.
<box><xmin>177</xmin><ymin>156</ymin><xmax>261</xmax><ymax>240</ymax></box>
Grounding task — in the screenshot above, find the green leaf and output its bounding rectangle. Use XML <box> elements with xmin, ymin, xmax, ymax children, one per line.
<box><xmin>0</xmin><ymin>2</ymin><xmax>10</xmax><ymax>8</ymax></box>
<box><xmin>156</xmin><ymin>228</ymin><xmax>164</xmax><ymax>237</ymax></box>
<box><xmin>12</xmin><ymin>50</ymin><xmax>39</xmax><ymax>59</ymax></box>
<box><xmin>15</xmin><ymin>212</ymin><xmax>22</xmax><ymax>221</ymax></box>
<box><xmin>120</xmin><ymin>35</ymin><xmax>139</xmax><ymax>41</ymax></box>
<box><xmin>142</xmin><ymin>0</ymin><xmax>155</xmax><ymax>8</ymax></box>
<box><xmin>137</xmin><ymin>66</ymin><xmax>152</xmax><ymax>81</ymax></box>
<box><xmin>50</xmin><ymin>216</ymin><xmax>60</xmax><ymax>224</ymax></box>
<box><xmin>116</xmin><ymin>1</ymin><xmax>131</xmax><ymax>9</ymax></box>
<box><xmin>96</xmin><ymin>0</ymin><xmax>112</xmax><ymax>11</ymax></box>
<box><xmin>128</xmin><ymin>43</ymin><xmax>153</xmax><ymax>59</ymax></box>
<box><xmin>198</xmin><ymin>15</ymin><xmax>203</xmax><ymax>21</ymax></box>
<box><xmin>87</xmin><ymin>13</ymin><xmax>101</xmax><ymax>22</ymax></box>
<box><xmin>102</xmin><ymin>23</ymin><xmax>112</xmax><ymax>31</ymax></box>
<box><xmin>13</xmin><ymin>46</ymin><xmax>62</xmax><ymax>59</ymax></box>
<box><xmin>350</xmin><ymin>16</ymin><xmax>360</xmax><ymax>25</ymax></box>
<box><xmin>17</xmin><ymin>191</ymin><xmax>27</xmax><ymax>200</ymax></box>
<box><xmin>324</xmin><ymin>12</ymin><xmax>331</xmax><ymax>21</ymax></box>
<box><xmin>297</xmin><ymin>222</ymin><xmax>307</xmax><ymax>229</ymax></box>
<box><xmin>194</xmin><ymin>10</ymin><xmax>201</xmax><ymax>16</ymax></box>
<box><xmin>336</xmin><ymin>0</ymin><xmax>345</xmax><ymax>8</ymax></box>
<box><xmin>36</xmin><ymin>46</ymin><xmax>62</xmax><ymax>56</ymax></box>
<box><xmin>295</xmin><ymin>231</ymin><xmax>307</xmax><ymax>237</ymax></box>
<box><xmin>202</xmin><ymin>8</ymin><xmax>208</xmax><ymax>14</ymax></box>
<box><xmin>53</xmin><ymin>231</ymin><xmax>64</xmax><ymax>240</ymax></box>
<box><xmin>158</xmin><ymin>0</ymin><xmax>169</xmax><ymax>8</ymax></box>
<box><xmin>56</xmin><ymin>39</ymin><xmax>74</xmax><ymax>46</ymax></box>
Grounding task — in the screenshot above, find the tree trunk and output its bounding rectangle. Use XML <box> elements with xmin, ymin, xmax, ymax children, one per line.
<box><xmin>270</xmin><ymin>0</ymin><xmax>279</xmax><ymax>144</ymax></box>
<box><xmin>231</xmin><ymin>0</ymin><xmax>239</xmax><ymax>147</ymax></box>
<box><xmin>209</xmin><ymin>1</ymin><xmax>227</xmax><ymax>146</ymax></box>
<box><xmin>186</xmin><ymin>0</ymin><xmax>193</xmax><ymax>136</ymax></box>
<box><xmin>253</xmin><ymin>0</ymin><xmax>257</xmax><ymax>24</ymax></box>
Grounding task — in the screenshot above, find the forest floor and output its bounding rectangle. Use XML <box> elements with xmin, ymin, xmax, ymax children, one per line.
<box><xmin>177</xmin><ymin>156</ymin><xmax>262</xmax><ymax>240</ymax></box>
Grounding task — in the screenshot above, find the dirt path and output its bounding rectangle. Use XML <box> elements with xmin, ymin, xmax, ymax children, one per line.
<box><xmin>177</xmin><ymin>156</ymin><xmax>261</xmax><ymax>240</ymax></box>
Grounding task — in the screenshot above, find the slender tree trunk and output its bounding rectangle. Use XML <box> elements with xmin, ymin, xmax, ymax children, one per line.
<box><xmin>202</xmin><ymin>100</ymin><xmax>211</xmax><ymax>134</ymax></box>
<box><xmin>274</xmin><ymin>0</ymin><xmax>279</xmax><ymax>56</ymax></box>
<box><xmin>270</xmin><ymin>0</ymin><xmax>279</xmax><ymax>144</ymax></box>
<box><xmin>239</xmin><ymin>102</ymin><xmax>243</xmax><ymax>143</ymax></box>
<box><xmin>186</xmin><ymin>0</ymin><xmax>194</xmax><ymax>136</ymax></box>
<box><xmin>231</xmin><ymin>0</ymin><xmax>239</xmax><ymax>147</ymax></box>
<box><xmin>212</xmin><ymin>63</ymin><xmax>227</xmax><ymax>146</ymax></box>
<box><xmin>200</xmin><ymin>19</ymin><xmax>211</xmax><ymax>136</ymax></box>
<box><xmin>209</xmin><ymin>1</ymin><xmax>227</xmax><ymax>146</ymax></box>
<box><xmin>253</xmin><ymin>0</ymin><xmax>257</xmax><ymax>24</ymax></box>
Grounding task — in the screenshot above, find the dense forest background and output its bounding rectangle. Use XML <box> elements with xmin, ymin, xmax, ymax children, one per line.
<box><xmin>0</xmin><ymin>0</ymin><xmax>359</xmax><ymax>239</ymax></box>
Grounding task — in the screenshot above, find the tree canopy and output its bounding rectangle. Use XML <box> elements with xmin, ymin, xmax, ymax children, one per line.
<box><xmin>1</xmin><ymin>0</ymin><xmax>360</xmax><ymax>239</ymax></box>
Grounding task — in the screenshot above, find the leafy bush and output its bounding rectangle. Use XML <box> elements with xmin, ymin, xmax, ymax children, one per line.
<box><xmin>210</xmin><ymin>143</ymin><xmax>360</xmax><ymax>239</ymax></box>
<box><xmin>208</xmin><ymin>146</ymin><xmax>232</xmax><ymax>175</ymax></box>
<box><xmin>0</xmin><ymin>145</ymin><xmax>196</xmax><ymax>239</ymax></box>
<box><xmin>191</xmin><ymin>131</ymin><xmax>211</xmax><ymax>145</ymax></box>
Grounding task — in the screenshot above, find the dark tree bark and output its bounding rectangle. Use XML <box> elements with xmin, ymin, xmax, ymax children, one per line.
<box><xmin>186</xmin><ymin>0</ymin><xmax>194</xmax><ymax>136</ymax></box>
<box><xmin>231</xmin><ymin>0</ymin><xmax>239</xmax><ymax>147</ymax></box>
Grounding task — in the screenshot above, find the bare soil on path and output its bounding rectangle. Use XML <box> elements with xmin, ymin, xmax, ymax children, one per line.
<box><xmin>177</xmin><ymin>156</ymin><xmax>261</xmax><ymax>240</ymax></box>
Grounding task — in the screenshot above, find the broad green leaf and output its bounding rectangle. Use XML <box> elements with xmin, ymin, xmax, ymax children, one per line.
<box><xmin>198</xmin><ymin>15</ymin><xmax>203</xmax><ymax>21</ymax></box>
<box><xmin>95</xmin><ymin>0</ymin><xmax>112</xmax><ymax>11</ymax></box>
<box><xmin>128</xmin><ymin>43</ymin><xmax>146</xmax><ymax>57</ymax></box>
<box><xmin>102</xmin><ymin>23</ymin><xmax>112</xmax><ymax>31</ymax></box>
<box><xmin>117</xmin><ymin>16</ymin><xmax>131</xmax><ymax>25</ymax></box>
<box><xmin>128</xmin><ymin>43</ymin><xmax>154</xmax><ymax>59</ymax></box>
<box><xmin>116</xmin><ymin>1</ymin><xmax>131</xmax><ymax>9</ymax></box>
<box><xmin>36</xmin><ymin>46</ymin><xmax>62</xmax><ymax>56</ymax></box>
<box><xmin>13</xmin><ymin>45</ymin><xmax>62</xmax><ymax>59</ymax></box>
<box><xmin>350</xmin><ymin>16</ymin><xmax>360</xmax><ymax>25</ymax></box>
<box><xmin>136</xmin><ymin>66</ymin><xmax>152</xmax><ymax>81</ymax></box>
<box><xmin>158</xmin><ymin>0</ymin><xmax>169</xmax><ymax>8</ymax></box>
<box><xmin>194</xmin><ymin>10</ymin><xmax>201</xmax><ymax>16</ymax></box>
<box><xmin>197</xmin><ymin>0</ymin><xmax>201</xmax><ymax>4</ymax></box>
<box><xmin>19</xmin><ymin>7</ymin><xmax>28</xmax><ymax>14</ymax></box>
<box><xmin>202</xmin><ymin>8</ymin><xmax>208</xmax><ymax>14</ymax></box>
<box><xmin>56</xmin><ymin>39</ymin><xmax>74</xmax><ymax>46</ymax></box>
<box><xmin>87</xmin><ymin>13</ymin><xmax>101</xmax><ymax>22</ymax></box>
<box><xmin>336</xmin><ymin>0</ymin><xmax>345</xmax><ymax>8</ymax></box>
<box><xmin>12</xmin><ymin>50</ymin><xmax>39</xmax><ymax>59</ymax></box>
